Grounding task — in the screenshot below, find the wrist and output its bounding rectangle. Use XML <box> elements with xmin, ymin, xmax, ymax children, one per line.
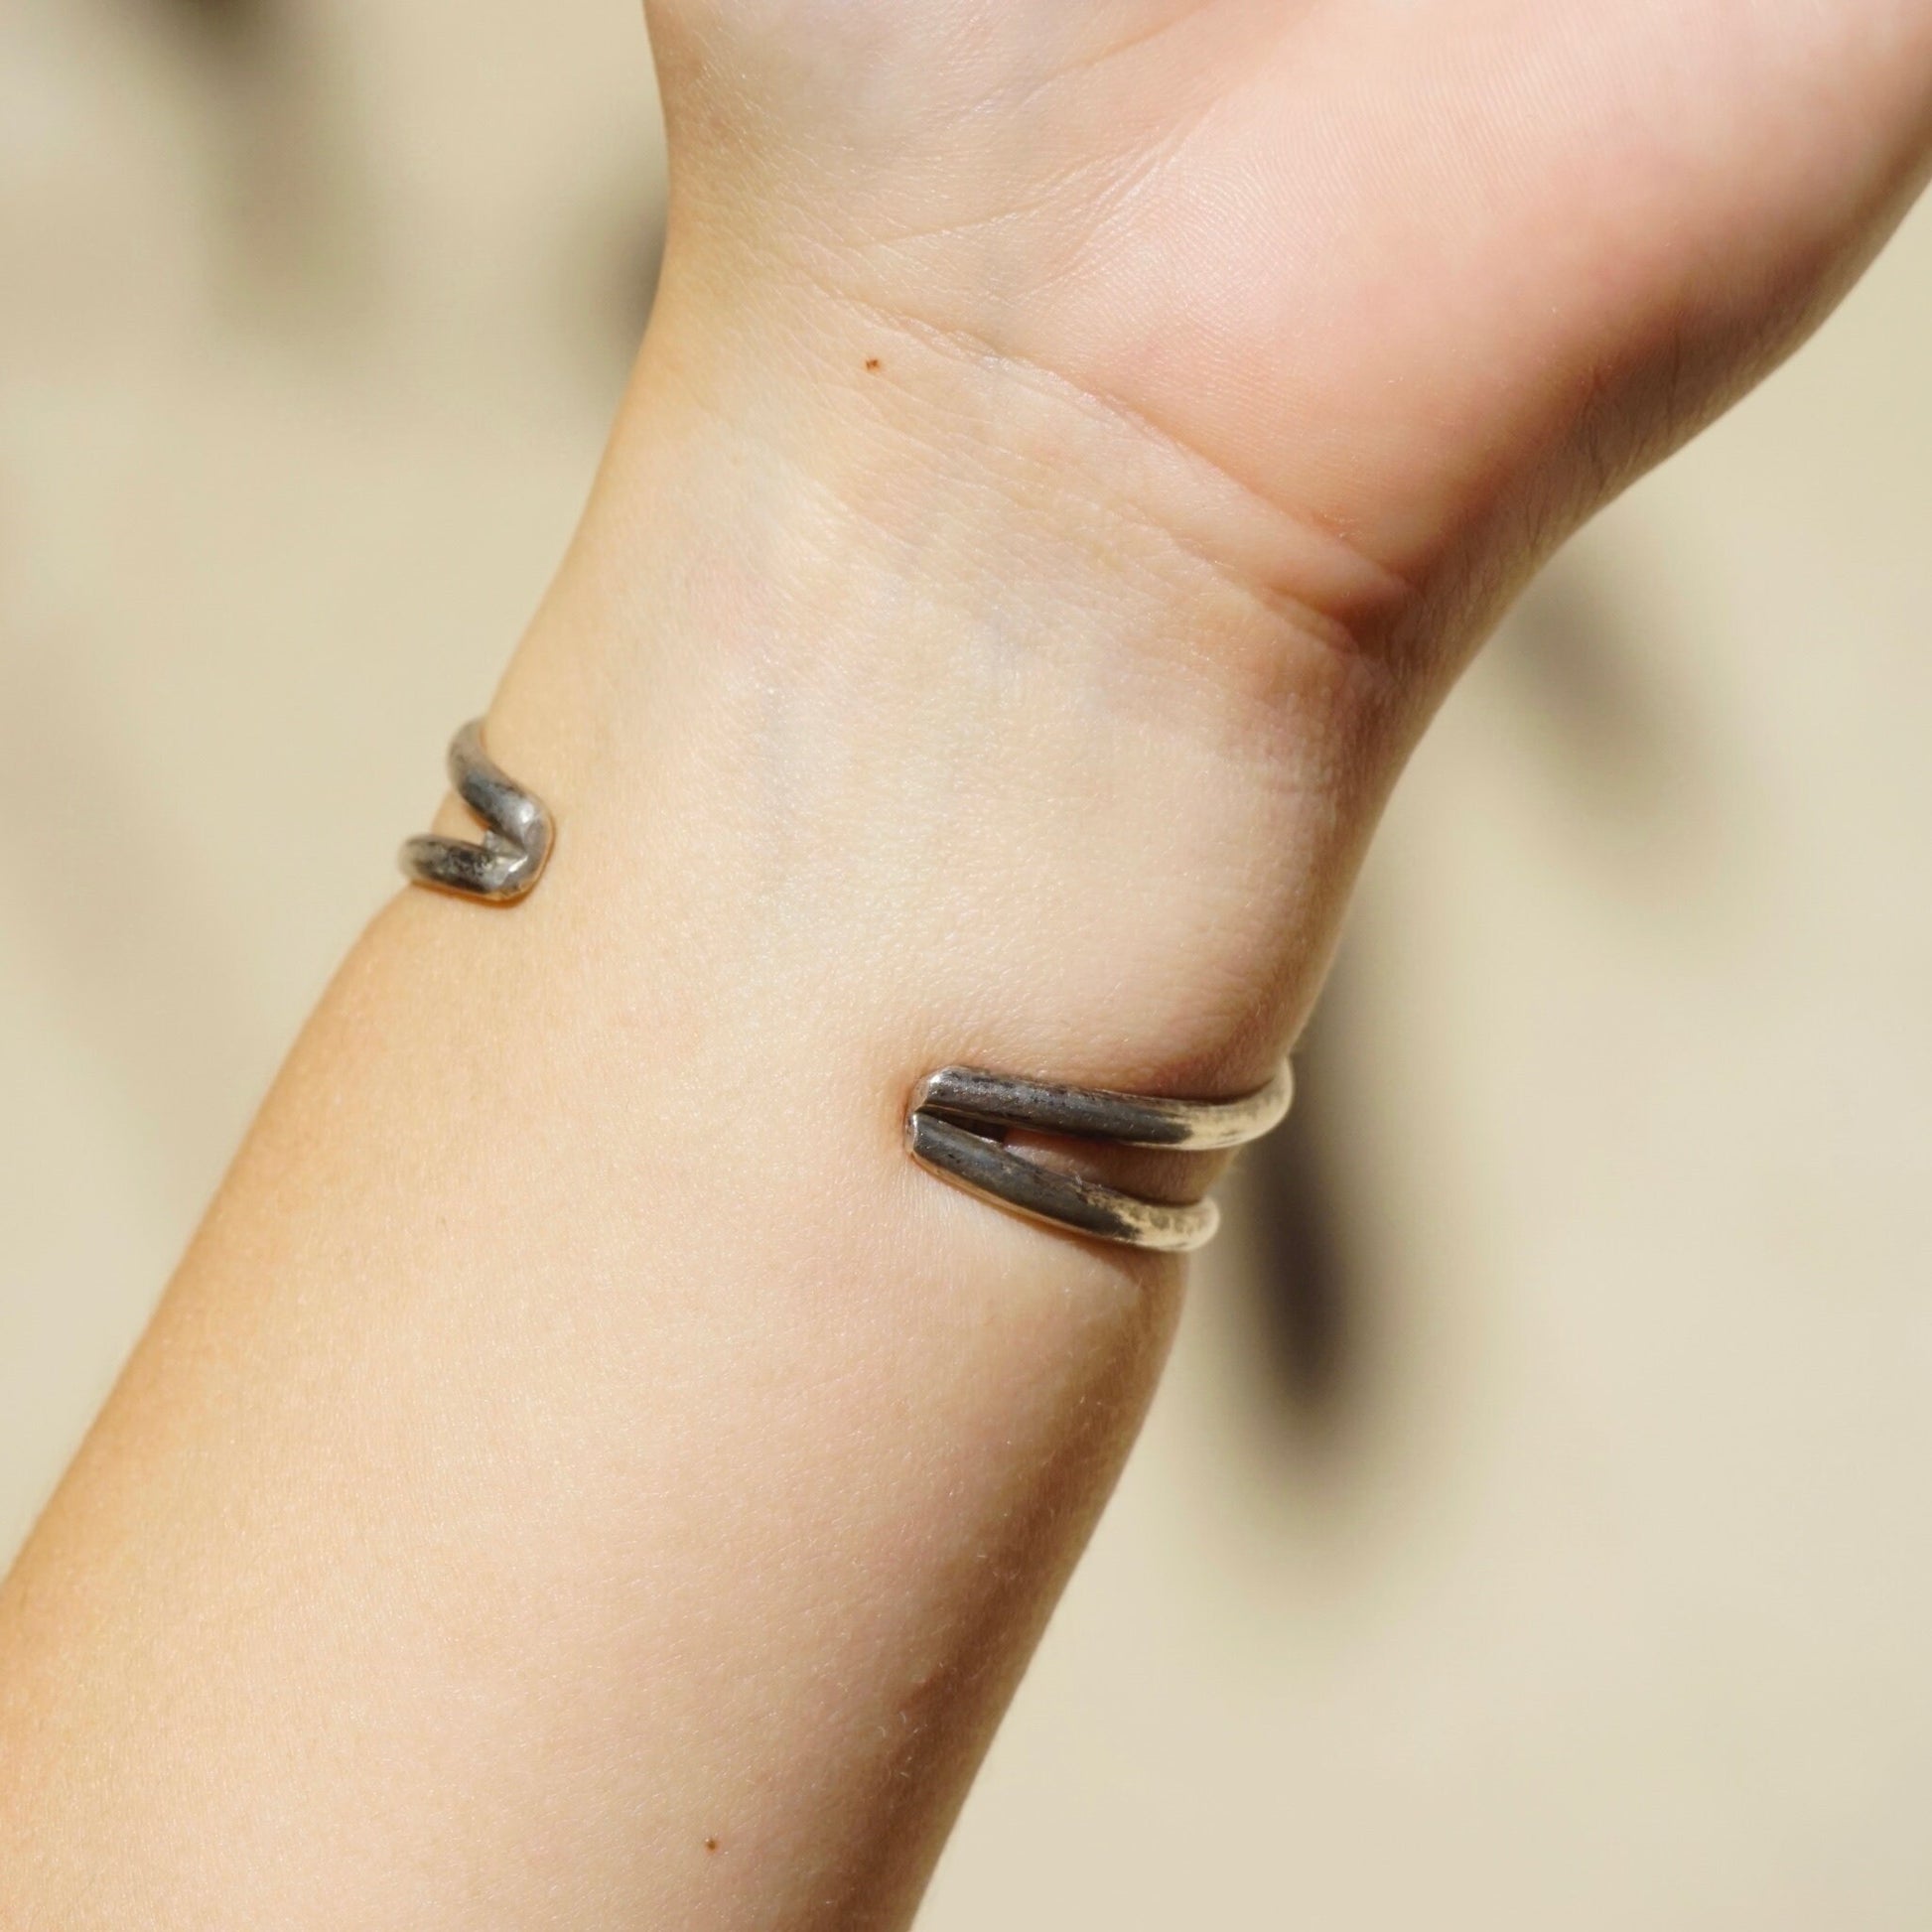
<box><xmin>480</xmin><ymin>280</ymin><xmax>1424</xmax><ymax>1097</ymax></box>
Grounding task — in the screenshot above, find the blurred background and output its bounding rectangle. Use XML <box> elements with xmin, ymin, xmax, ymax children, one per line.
<box><xmin>6</xmin><ymin>2</ymin><xmax>1932</xmax><ymax>1925</ymax></box>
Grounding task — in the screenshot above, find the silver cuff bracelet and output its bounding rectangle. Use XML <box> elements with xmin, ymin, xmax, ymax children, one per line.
<box><xmin>905</xmin><ymin>1061</ymin><xmax>1294</xmax><ymax>1253</ymax></box>
<box><xmin>399</xmin><ymin>722</ymin><xmax>1290</xmax><ymax>1252</ymax></box>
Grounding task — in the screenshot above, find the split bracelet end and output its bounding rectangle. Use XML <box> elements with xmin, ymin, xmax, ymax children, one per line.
<box><xmin>905</xmin><ymin>1061</ymin><xmax>1293</xmax><ymax>1253</ymax></box>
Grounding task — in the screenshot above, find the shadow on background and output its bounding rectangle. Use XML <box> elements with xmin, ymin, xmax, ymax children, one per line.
<box><xmin>1239</xmin><ymin>995</ymin><xmax>1361</xmax><ymax>1450</ymax></box>
<box><xmin>1498</xmin><ymin>549</ymin><xmax>1717</xmax><ymax>871</ymax></box>
<box><xmin>1232</xmin><ymin>549</ymin><xmax>1713</xmax><ymax>1456</ymax></box>
<box><xmin>150</xmin><ymin>0</ymin><xmax>372</xmax><ymax>325</ymax></box>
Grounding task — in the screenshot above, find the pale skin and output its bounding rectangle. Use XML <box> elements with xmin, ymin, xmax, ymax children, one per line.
<box><xmin>4</xmin><ymin>2</ymin><xmax>1931</xmax><ymax>1925</ymax></box>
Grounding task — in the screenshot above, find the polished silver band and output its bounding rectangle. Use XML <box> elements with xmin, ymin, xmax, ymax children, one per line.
<box><xmin>398</xmin><ymin>719</ymin><xmax>554</xmax><ymax>904</ymax></box>
<box><xmin>905</xmin><ymin>1061</ymin><xmax>1293</xmax><ymax>1253</ymax></box>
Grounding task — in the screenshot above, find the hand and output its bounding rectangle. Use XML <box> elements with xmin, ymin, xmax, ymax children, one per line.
<box><xmin>645</xmin><ymin>0</ymin><xmax>1932</xmax><ymax>654</ymax></box>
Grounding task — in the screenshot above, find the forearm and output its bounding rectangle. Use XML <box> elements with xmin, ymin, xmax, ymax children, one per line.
<box><xmin>0</xmin><ymin>293</ymin><xmax>1403</xmax><ymax>1928</ymax></box>
<box><xmin>10</xmin><ymin>0</ymin><xmax>1931</xmax><ymax>1915</ymax></box>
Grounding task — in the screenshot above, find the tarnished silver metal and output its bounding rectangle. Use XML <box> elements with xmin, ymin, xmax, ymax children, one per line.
<box><xmin>398</xmin><ymin>719</ymin><xmax>553</xmax><ymax>904</ymax></box>
<box><xmin>905</xmin><ymin>1061</ymin><xmax>1293</xmax><ymax>1253</ymax></box>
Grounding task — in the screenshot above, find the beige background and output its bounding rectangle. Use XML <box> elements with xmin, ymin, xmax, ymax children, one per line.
<box><xmin>6</xmin><ymin>4</ymin><xmax>1932</xmax><ymax>1925</ymax></box>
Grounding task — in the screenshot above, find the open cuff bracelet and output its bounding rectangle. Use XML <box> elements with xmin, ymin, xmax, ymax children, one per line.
<box><xmin>400</xmin><ymin>720</ymin><xmax>1292</xmax><ymax>1251</ymax></box>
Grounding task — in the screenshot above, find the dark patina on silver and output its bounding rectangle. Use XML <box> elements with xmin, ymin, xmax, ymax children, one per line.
<box><xmin>399</xmin><ymin>719</ymin><xmax>553</xmax><ymax>904</ymax></box>
<box><xmin>906</xmin><ymin>1061</ymin><xmax>1293</xmax><ymax>1253</ymax></box>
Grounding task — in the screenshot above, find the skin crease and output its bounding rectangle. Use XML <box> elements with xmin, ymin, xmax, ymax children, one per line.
<box><xmin>3</xmin><ymin>3</ymin><xmax>1932</xmax><ymax>1928</ymax></box>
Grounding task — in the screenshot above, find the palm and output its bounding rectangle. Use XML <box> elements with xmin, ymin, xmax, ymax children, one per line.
<box><xmin>651</xmin><ymin>0</ymin><xmax>1932</xmax><ymax>626</ymax></box>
